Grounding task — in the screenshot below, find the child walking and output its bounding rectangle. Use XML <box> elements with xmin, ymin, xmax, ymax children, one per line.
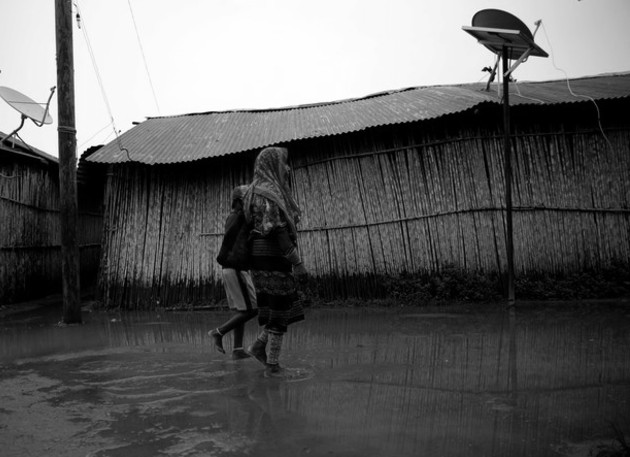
<box><xmin>209</xmin><ymin>185</ymin><xmax>258</xmax><ymax>360</ymax></box>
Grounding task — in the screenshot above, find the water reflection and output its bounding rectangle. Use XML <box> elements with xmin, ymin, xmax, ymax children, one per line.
<box><xmin>1</xmin><ymin>304</ymin><xmax>629</xmax><ymax>456</ymax></box>
<box><xmin>508</xmin><ymin>305</ymin><xmax>518</xmax><ymax>404</ymax></box>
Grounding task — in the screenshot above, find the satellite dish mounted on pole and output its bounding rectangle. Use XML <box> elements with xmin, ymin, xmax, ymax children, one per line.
<box><xmin>462</xmin><ymin>9</ymin><xmax>548</xmax><ymax>306</ymax></box>
<box><xmin>0</xmin><ymin>85</ymin><xmax>56</xmax><ymax>145</ymax></box>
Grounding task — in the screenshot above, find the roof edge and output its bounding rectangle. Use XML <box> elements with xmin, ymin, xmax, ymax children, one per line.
<box><xmin>144</xmin><ymin>71</ymin><xmax>630</xmax><ymax>121</ymax></box>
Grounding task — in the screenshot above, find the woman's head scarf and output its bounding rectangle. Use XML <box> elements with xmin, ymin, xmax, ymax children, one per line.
<box><xmin>244</xmin><ymin>146</ymin><xmax>301</xmax><ymax>235</ymax></box>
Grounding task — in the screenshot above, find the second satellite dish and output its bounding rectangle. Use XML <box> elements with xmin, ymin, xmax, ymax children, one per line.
<box><xmin>462</xmin><ymin>9</ymin><xmax>548</xmax><ymax>61</ymax></box>
<box><xmin>471</xmin><ymin>9</ymin><xmax>534</xmax><ymax>40</ymax></box>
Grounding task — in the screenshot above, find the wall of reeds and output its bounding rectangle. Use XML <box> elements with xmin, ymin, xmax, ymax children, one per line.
<box><xmin>98</xmin><ymin>155</ymin><xmax>256</xmax><ymax>309</ymax></box>
<box><xmin>97</xmin><ymin>101</ymin><xmax>630</xmax><ymax>309</ymax></box>
<box><xmin>0</xmin><ymin>156</ymin><xmax>103</xmax><ymax>305</ymax></box>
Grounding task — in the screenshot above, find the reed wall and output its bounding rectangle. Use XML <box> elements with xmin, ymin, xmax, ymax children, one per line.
<box><xmin>97</xmin><ymin>103</ymin><xmax>630</xmax><ymax>309</ymax></box>
<box><xmin>0</xmin><ymin>158</ymin><xmax>103</xmax><ymax>304</ymax></box>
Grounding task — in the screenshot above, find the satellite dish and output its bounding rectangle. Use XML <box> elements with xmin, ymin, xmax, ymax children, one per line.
<box><xmin>0</xmin><ymin>85</ymin><xmax>55</xmax><ymax>146</ymax></box>
<box><xmin>0</xmin><ymin>86</ymin><xmax>53</xmax><ymax>125</ymax></box>
<box><xmin>462</xmin><ymin>9</ymin><xmax>548</xmax><ymax>61</ymax></box>
<box><xmin>472</xmin><ymin>9</ymin><xmax>534</xmax><ymax>40</ymax></box>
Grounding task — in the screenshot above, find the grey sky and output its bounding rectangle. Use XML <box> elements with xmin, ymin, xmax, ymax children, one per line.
<box><xmin>1</xmin><ymin>0</ymin><xmax>628</xmax><ymax>157</ymax></box>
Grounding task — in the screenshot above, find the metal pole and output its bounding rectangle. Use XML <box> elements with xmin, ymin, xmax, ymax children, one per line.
<box><xmin>55</xmin><ymin>0</ymin><xmax>82</xmax><ymax>324</ymax></box>
<box><xmin>502</xmin><ymin>46</ymin><xmax>515</xmax><ymax>305</ymax></box>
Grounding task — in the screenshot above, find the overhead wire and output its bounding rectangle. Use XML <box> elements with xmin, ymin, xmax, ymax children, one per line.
<box><xmin>127</xmin><ymin>0</ymin><xmax>161</xmax><ymax>115</ymax></box>
<box><xmin>100</xmin><ymin>128</ymin><xmax>117</xmax><ymax>145</ymax></box>
<box><xmin>513</xmin><ymin>82</ymin><xmax>546</xmax><ymax>105</ymax></box>
<box><xmin>78</xmin><ymin>121</ymin><xmax>114</xmax><ymax>150</ymax></box>
<box><xmin>539</xmin><ymin>22</ymin><xmax>614</xmax><ymax>150</ymax></box>
<box><xmin>74</xmin><ymin>1</ymin><xmax>133</xmax><ymax>161</ymax></box>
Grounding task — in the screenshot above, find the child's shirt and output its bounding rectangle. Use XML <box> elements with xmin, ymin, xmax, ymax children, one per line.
<box><xmin>216</xmin><ymin>209</ymin><xmax>250</xmax><ymax>270</ymax></box>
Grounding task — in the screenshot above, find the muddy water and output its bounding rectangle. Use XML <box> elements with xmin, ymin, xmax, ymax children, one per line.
<box><xmin>1</xmin><ymin>302</ymin><xmax>629</xmax><ymax>457</ymax></box>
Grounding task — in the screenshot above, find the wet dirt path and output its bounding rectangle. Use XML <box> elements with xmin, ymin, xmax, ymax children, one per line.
<box><xmin>1</xmin><ymin>302</ymin><xmax>629</xmax><ymax>456</ymax></box>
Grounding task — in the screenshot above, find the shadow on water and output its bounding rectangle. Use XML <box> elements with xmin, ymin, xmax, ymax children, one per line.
<box><xmin>1</xmin><ymin>302</ymin><xmax>629</xmax><ymax>456</ymax></box>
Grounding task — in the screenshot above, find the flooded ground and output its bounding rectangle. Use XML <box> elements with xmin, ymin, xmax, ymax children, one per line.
<box><xmin>1</xmin><ymin>300</ymin><xmax>629</xmax><ymax>457</ymax></box>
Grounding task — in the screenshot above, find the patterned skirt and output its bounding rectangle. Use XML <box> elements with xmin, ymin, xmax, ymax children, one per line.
<box><xmin>251</xmin><ymin>270</ymin><xmax>305</xmax><ymax>333</ymax></box>
<box><xmin>249</xmin><ymin>236</ymin><xmax>305</xmax><ymax>332</ymax></box>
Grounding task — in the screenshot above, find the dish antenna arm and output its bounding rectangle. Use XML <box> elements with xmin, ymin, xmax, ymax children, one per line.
<box><xmin>485</xmin><ymin>55</ymin><xmax>500</xmax><ymax>91</ymax></box>
<box><xmin>1</xmin><ymin>115</ymin><xmax>27</xmax><ymax>144</ymax></box>
<box><xmin>504</xmin><ymin>48</ymin><xmax>533</xmax><ymax>79</ymax></box>
<box><xmin>31</xmin><ymin>86</ymin><xmax>56</xmax><ymax>127</ymax></box>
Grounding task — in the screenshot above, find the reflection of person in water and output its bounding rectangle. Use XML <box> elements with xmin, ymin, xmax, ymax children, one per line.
<box><xmin>243</xmin><ymin>147</ymin><xmax>308</xmax><ymax>378</ymax></box>
<box><xmin>219</xmin><ymin>368</ymin><xmax>306</xmax><ymax>454</ymax></box>
<box><xmin>245</xmin><ymin>381</ymin><xmax>308</xmax><ymax>452</ymax></box>
<box><xmin>209</xmin><ymin>185</ymin><xmax>258</xmax><ymax>360</ymax></box>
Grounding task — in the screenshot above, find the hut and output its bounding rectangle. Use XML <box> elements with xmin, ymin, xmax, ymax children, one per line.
<box><xmin>87</xmin><ymin>73</ymin><xmax>630</xmax><ymax>309</ymax></box>
<box><xmin>0</xmin><ymin>135</ymin><xmax>103</xmax><ymax>305</ymax></box>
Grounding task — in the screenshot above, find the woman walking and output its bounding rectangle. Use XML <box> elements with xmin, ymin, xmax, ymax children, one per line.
<box><xmin>243</xmin><ymin>146</ymin><xmax>307</xmax><ymax>377</ymax></box>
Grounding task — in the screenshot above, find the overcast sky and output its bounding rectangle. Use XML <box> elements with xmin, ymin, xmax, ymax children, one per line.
<box><xmin>1</xmin><ymin>0</ymin><xmax>628</xmax><ymax>158</ymax></box>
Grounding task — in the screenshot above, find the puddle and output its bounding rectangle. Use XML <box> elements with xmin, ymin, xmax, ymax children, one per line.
<box><xmin>1</xmin><ymin>303</ymin><xmax>629</xmax><ymax>456</ymax></box>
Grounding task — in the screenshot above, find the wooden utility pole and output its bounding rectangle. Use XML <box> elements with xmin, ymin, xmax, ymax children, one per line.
<box><xmin>55</xmin><ymin>0</ymin><xmax>81</xmax><ymax>324</ymax></box>
<box><xmin>502</xmin><ymin>45</ymin><xmax>515</xmax><ymax>306</ymax></box>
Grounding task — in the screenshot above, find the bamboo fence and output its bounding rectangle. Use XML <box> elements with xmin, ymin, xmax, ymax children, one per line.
<box><xmin>98</xmin><ymin>153</ymin><xmax>257</xmax><ymax>309</ymax></box>
<box><xmin>97</xmin><ymin>111</ymin><xmax>630</xmax><ymax>309</ymax></box>
<box><xmin>0</xmin><ymin>160</ymin><xmax>103</xmax><ymax>304</ymax></box>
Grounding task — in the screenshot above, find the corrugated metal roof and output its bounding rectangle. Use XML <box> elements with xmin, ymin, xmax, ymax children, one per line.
<box><xmin>0</xmin><ymin>132</ymin><xmax>58</xmax><ymax>164</ymax></box>
<box><xmin>87</xmin><ymin>73</ymin><xmax>630</xmax><ymax>165</ymax></box>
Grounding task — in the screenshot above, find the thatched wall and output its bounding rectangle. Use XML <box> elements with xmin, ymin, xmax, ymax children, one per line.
<box><xmin>0</xmin><ymin>157</ymin><xmax>103</xmax><ymax>305</ymax></box>
<box><xmin>98</xmin><ymin>101</ymin><xmax>630</xmax><ymax>309</ymax></box>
